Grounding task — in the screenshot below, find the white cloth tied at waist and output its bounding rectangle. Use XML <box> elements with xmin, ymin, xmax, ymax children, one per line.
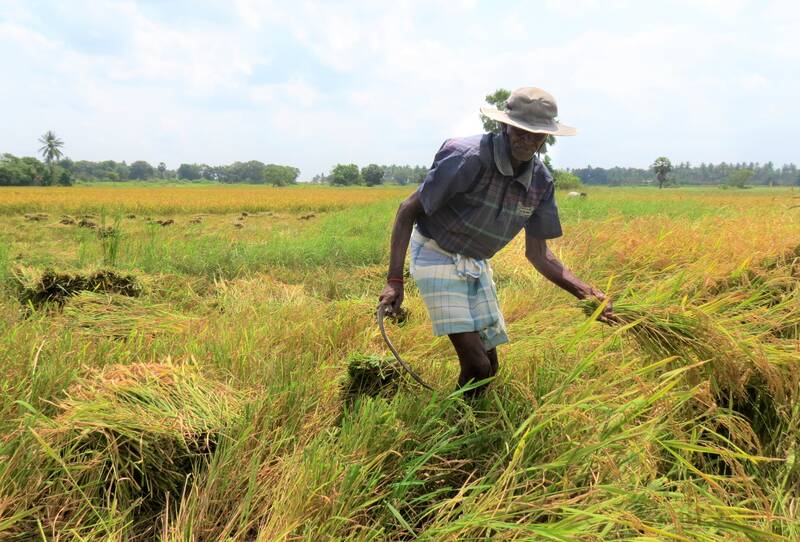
<box><xmin>410</xmin><ymin>227</ymin><xmax>487</xmax><ymax>279</ymax></box>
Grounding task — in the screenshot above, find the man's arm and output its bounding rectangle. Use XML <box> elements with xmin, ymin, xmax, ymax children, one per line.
<box><xmin>525</xmin><ymin>232</ymin><xmax>614</xmax><ymax>320</ymax></box>
<box><xmin>378</xmin><ymin>191</ymin><xmax>425</xmax><ymax>312</ymax></box>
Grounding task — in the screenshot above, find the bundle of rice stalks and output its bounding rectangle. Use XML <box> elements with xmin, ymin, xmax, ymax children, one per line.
<box><xmin>59</xmin><ymin>214</ymin><xmax>76</xmax><ymax>225</ymax></box>
<box><xmin>581</xmin><ymin>296</ymin><xmax>792</xmax><ymax>404</ymax></box>
<box><xmin>11</xmin><ymin>266</ymin><xmax>142</xmax><ymax>307</ymax></box>
<box><xmin>64</xmin><ymin>291</ymin><xmax>196</xmax><ymax>338</ymax></box>
<box><xmin>342</xmin><ymin>353</ymin><xmax>404</xmax><ymax>403</ymax></box>
<box><xmin>31</xmin><ymin>362</ymin><xmax>242</xmax><ymax>530</ymax></box>
<box><xmin>78</xmin><ymin>217</ymin><xmax>97</xmax><ymax>229</ymax></box>
<box><xmin>23</xmin><ymin>212</ymin><xmax>48</xmax><ymax>221</ymax></box>
<box><xmin>580</xmin><ymin>298</ymin><xmax>713</xmax><ymax>360</ymax></box>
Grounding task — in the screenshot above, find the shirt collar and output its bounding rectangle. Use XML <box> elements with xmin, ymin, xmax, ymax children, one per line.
<box><xmin>492</xmin><ymin>131</ymin><xmax>534</xmax><ymax>189</ymax></box>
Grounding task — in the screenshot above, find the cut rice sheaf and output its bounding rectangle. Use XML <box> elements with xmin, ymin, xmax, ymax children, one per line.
<box><xmin>30</xmin><ymin>362</ymin><xmax>242</xmax><ymax>529</ymax></box>
<box><xmin>11</xmin><ymin>266</ymin><xmax>142</xmax><ymax>307</ymax></box>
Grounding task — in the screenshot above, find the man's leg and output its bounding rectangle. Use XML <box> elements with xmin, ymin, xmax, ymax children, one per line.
<box><xmin>449</xmin><ymin>331</ymin><xmax>494</xmax><ymax>396</ymax></box>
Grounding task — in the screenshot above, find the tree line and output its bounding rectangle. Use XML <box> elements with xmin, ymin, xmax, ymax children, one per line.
<box><xmin>309</xmin><ymin>164</ymin><xmax>429</xmax><ymax>186</ymax></box>
<box><xmin>4</xmin><ymin>130</ymin><xmax>798</xmax><ymax>188</ymax></box>
<box><xmin>571</xmin><ymin>161</ymin><xmax>800</xmax><ymax>187</ymax></box>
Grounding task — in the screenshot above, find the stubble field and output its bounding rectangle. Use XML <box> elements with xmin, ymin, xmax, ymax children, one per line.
<box><xmin>0</xmin><ymin>184</ymin><xmax>799</xmax><ymax>541</ymax></box>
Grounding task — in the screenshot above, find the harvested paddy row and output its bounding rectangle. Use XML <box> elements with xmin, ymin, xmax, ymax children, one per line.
<box><xmin>0</xmin><ymin>187</ymin><xmax>799</xmax><ymax>540</ymax></box>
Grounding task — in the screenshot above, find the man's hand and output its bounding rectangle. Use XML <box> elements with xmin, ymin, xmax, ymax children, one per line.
<box><xmin>585</xmin><ymin>287</ymin><xmax>615</xmax><ymax>324</ymax></box>
<box><xmin>379</xmin><ymin>282</ymin><xmax>404</xmax><ymax>314</ymax></box>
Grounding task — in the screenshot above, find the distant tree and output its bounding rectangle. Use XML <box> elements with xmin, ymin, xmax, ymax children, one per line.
<box><xmin>115</xmin><ymin>162</ymin><xmax>130</xmax><ymax>181</ymax></box>
<box><xmin>224</xmin><ymin>160</ymin><xmax>267</xmax><ymax>183</ymax></box>
<box><xmin>727</xmin><ymin>169</ymin><xmax>754</xmax><ymax>188</ymax></box>
<box><xmin>330</xmin><ymin>163</ymin><xmax>361</xmax><ymax>186</ymax></box>
<box><xmin>796</xmin><ymin>172</ymin><xmax>800</xmax><ymax>186</ymax></box>
<box><xmin>263</xmin><ymin>164</ymin><xmax>300</xmax><ymax>186</ymax></box>
<box><xmin>129</xmin><ymin>160</ymin><xmax>155</xmax><ymax>180</ymax></box>
<box><xmin>572</xmin><ymin>165</ymin><xmax>609</xmax><ymax>185</ymax></box>
<box><xmin>58</xmin><ymin>157</ymin><xmax>74</xmax><ymax>172</ymax></box>
<box><xmin>311</xmin><ymin>173</ymin><xmax>327</xmax><ymax>184</ymax></box>
<box><xmin>361</xmin><ymin>164</ymin><xmax>384</xmax><ymax>186</ymax></box>
<box><xmin>0</xmin><ymin>154</ymin><xmax>46</xmax><ymax>186</ymax></box>
<box><xmin>38</xmin><ymin>130</ymin><xmax>64</xmax><ymax>186</ymax></box>
<box><xmin>651</xmin><ymin>156</ymin><xmax>673</xmax><ymax>189</ymax></box>
<box><xmin>157</xmin><ymin>162</ymin><xmax>167</xmax><ymax>178</ymax></box>
<box><xmin>552</xmin><ymin>169</ymin><xmax>582</xmax><ymax>191</ymax></box>
<box><xmin>177</xmin><ymin>163</ymin><xmax>202</xmax><ymax>180</ymax></box>
<box><xmin>480</xmin><ymin>89</ymin><xmax>511</xmax><ymax>134</ymax></box>
<box><xmin>57</xmin><ymin>169</ymin><xmax>73</xmax><ymax>186</ymax></box>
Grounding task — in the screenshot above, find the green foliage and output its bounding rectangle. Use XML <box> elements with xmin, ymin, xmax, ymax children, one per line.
<box><xmin>57</xmin><ymin>169</ymin><xmax>73</xmax><ymax>186</ymax></box>
<box><xmin>361</xmin><ymin>163</ymin><xmax>384</xmax><ymax>186</ymax></box>
<box><xmin>157</xmin><ymin>162</ymin><xmax>167</xmax><ymax>178</ymax></box>
<box><xmin>220</xmin><ymin>160</ymin><xmax>267</xmax><ymax>183</ymax></box>
<box><xmin>480</xmin><ymin>88</ymin><xmax>510</xmax><ymax>133</ymax></box>
<box><xmin>263</xmin><ymin>164</ymin><xmax>300</xmax><ymax>186</ymax></box>
<box><xmin>573</xmin><ymin>162</ymin><xmax>800</xmax><ymax>186</ymax></box>
<box><xmin>177</xmin><ymin>163</ymin><xmax>203</xmax><ymax>180</ymax></box>
<box><xmin>0</xmin><ymin>153</ymin><xmax>46</xmax><ymax>186</ymax></box>
<box><xmin>651</xmin><ymin>156</ymin><xmax>673</xmax><ymax>189</ymax></box>
<box><xmin>128</xmin><ymin>160</ymin><xmax>155</xmax><ymax>180</ymax></box>
<box><xmin>330</xmin><ymin>163</ymin><xmax>361</xmax><ymax>186</ymax></box>
<box><xmin>727</xmin><ymin>168</ymin><xmax>755</xmax><ymax>188</ymax></box>
<box><xmin>552</xmin><ymin>169</ymin><xmax>583</xmax><ymax>190</ymax></box>
<box><xmin>381</xmin><ymin>164</ymin><xmax>427</xmax><ymax>185</ymax></box>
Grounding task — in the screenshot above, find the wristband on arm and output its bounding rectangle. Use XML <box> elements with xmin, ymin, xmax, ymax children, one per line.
<box><xmin>387</xmin><ymin>277</ymin><xmax>404</xmax><ymax>285</ymax></box>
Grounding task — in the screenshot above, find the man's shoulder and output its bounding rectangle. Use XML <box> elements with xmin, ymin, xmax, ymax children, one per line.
<box><xmin>440</xmin><ymin>134</ymin><xmax>490</xmax><ymax>157</ymax></box>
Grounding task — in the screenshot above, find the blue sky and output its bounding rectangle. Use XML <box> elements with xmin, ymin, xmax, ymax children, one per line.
<box><xmin>1</xmin><ymin>0</ymin><xmax>798</xmax><ymax>179</ymax></box>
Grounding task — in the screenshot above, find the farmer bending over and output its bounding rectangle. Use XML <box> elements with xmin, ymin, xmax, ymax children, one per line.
<box><xmin>379</xmin><ymin>87</ymin><xmax>613</xmax><ymax>396</ymax></box>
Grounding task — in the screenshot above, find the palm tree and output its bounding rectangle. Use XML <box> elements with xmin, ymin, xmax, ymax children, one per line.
<box><xmin>38</xmin><ymin>130</ymin><xmax>64</xmax><ymax>184</ymax></box>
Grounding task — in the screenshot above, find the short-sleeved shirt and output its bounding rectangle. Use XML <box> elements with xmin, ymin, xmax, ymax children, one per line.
<box><xmin>416</xmin><ymin>131</ymin><xmax>562</xmax><ymax>259</ymax></box>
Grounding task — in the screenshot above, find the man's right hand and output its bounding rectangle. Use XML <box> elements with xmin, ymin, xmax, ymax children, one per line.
<box><xmin>378</xmin><ymin>282</ymin><xmax>404</xmax><ymax>314</ymax></box>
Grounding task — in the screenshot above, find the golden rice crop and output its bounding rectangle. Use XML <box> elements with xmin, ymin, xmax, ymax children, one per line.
<box><xmin>0</xmin><ymin>185</ymin><xmax>412</xmax><ymax>215</ymax></box>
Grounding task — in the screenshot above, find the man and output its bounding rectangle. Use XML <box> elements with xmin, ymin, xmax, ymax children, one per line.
<box><xmin>379</xmin><ymin>87</ymin><xmax>612</xmax><ymax>396</ymax></box>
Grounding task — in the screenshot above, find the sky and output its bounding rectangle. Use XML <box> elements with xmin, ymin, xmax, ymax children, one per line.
<box><xmin>1</xmin><ymin>0</ymin><xmax>799</xmax><ymax>179</ymax></box>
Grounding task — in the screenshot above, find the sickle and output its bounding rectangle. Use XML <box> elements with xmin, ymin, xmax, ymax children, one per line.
<box><xmin>376</xmin><ymin>303</ymin><xmax>434</xmax><ymax>391</ymax></box>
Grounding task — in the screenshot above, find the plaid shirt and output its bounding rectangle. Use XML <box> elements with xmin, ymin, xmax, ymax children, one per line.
<box><xmin>416</xmin><ymin>132</ymin><xmax>562</xmax><ymax>260</ymax></box>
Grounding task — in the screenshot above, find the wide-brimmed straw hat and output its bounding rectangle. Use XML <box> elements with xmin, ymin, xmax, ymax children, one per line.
<box><xmin>480</xmin><ymin>87</ymin><xmax>577</xmax><ymax>136</ymax></box>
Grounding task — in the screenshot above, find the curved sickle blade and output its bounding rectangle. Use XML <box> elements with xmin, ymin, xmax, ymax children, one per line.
<box><xmin>376</xmin><ymin>303</ymin><xmax>434</xmax><ymax>391</ymax></box>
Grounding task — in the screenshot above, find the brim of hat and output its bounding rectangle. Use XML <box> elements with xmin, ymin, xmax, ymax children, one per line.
<box><xmin>480</xmin><ymin>107</ymin><xmax>577</xmax><ymax>136</ymax></box>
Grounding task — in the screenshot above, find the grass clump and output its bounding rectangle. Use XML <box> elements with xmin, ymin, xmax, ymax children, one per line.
<box><xmin>22</xmin><ymin>362</ymin><xmax>242</xmax><ymax>536</ymax></box>
<box><xmin>10</xmin><ymin>266</ymin><xmax>141</xmax><ymax>307</ymax></box>
<box><xmin>342</xmin><ymin>353</ymin><xmax>404</xmax><ymax>403</ymax></box>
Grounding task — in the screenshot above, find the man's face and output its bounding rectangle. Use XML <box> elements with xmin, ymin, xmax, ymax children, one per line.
<box><xmin>505</xmin><ymin>124</ymin><xmax>548</xmax><ymax>162</ymax></box>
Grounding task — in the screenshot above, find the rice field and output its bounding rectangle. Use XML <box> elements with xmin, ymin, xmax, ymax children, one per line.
<box><xmin>0</xmin><ymin>184</ymin><xmax>799</xmax><ymax>540</ymax></box>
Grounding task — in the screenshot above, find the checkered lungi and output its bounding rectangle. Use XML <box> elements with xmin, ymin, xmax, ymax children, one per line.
<box><xmin>409</xmin><ymin>227</ymin><xmax>509</xmax><ymax>350</ymax></box>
